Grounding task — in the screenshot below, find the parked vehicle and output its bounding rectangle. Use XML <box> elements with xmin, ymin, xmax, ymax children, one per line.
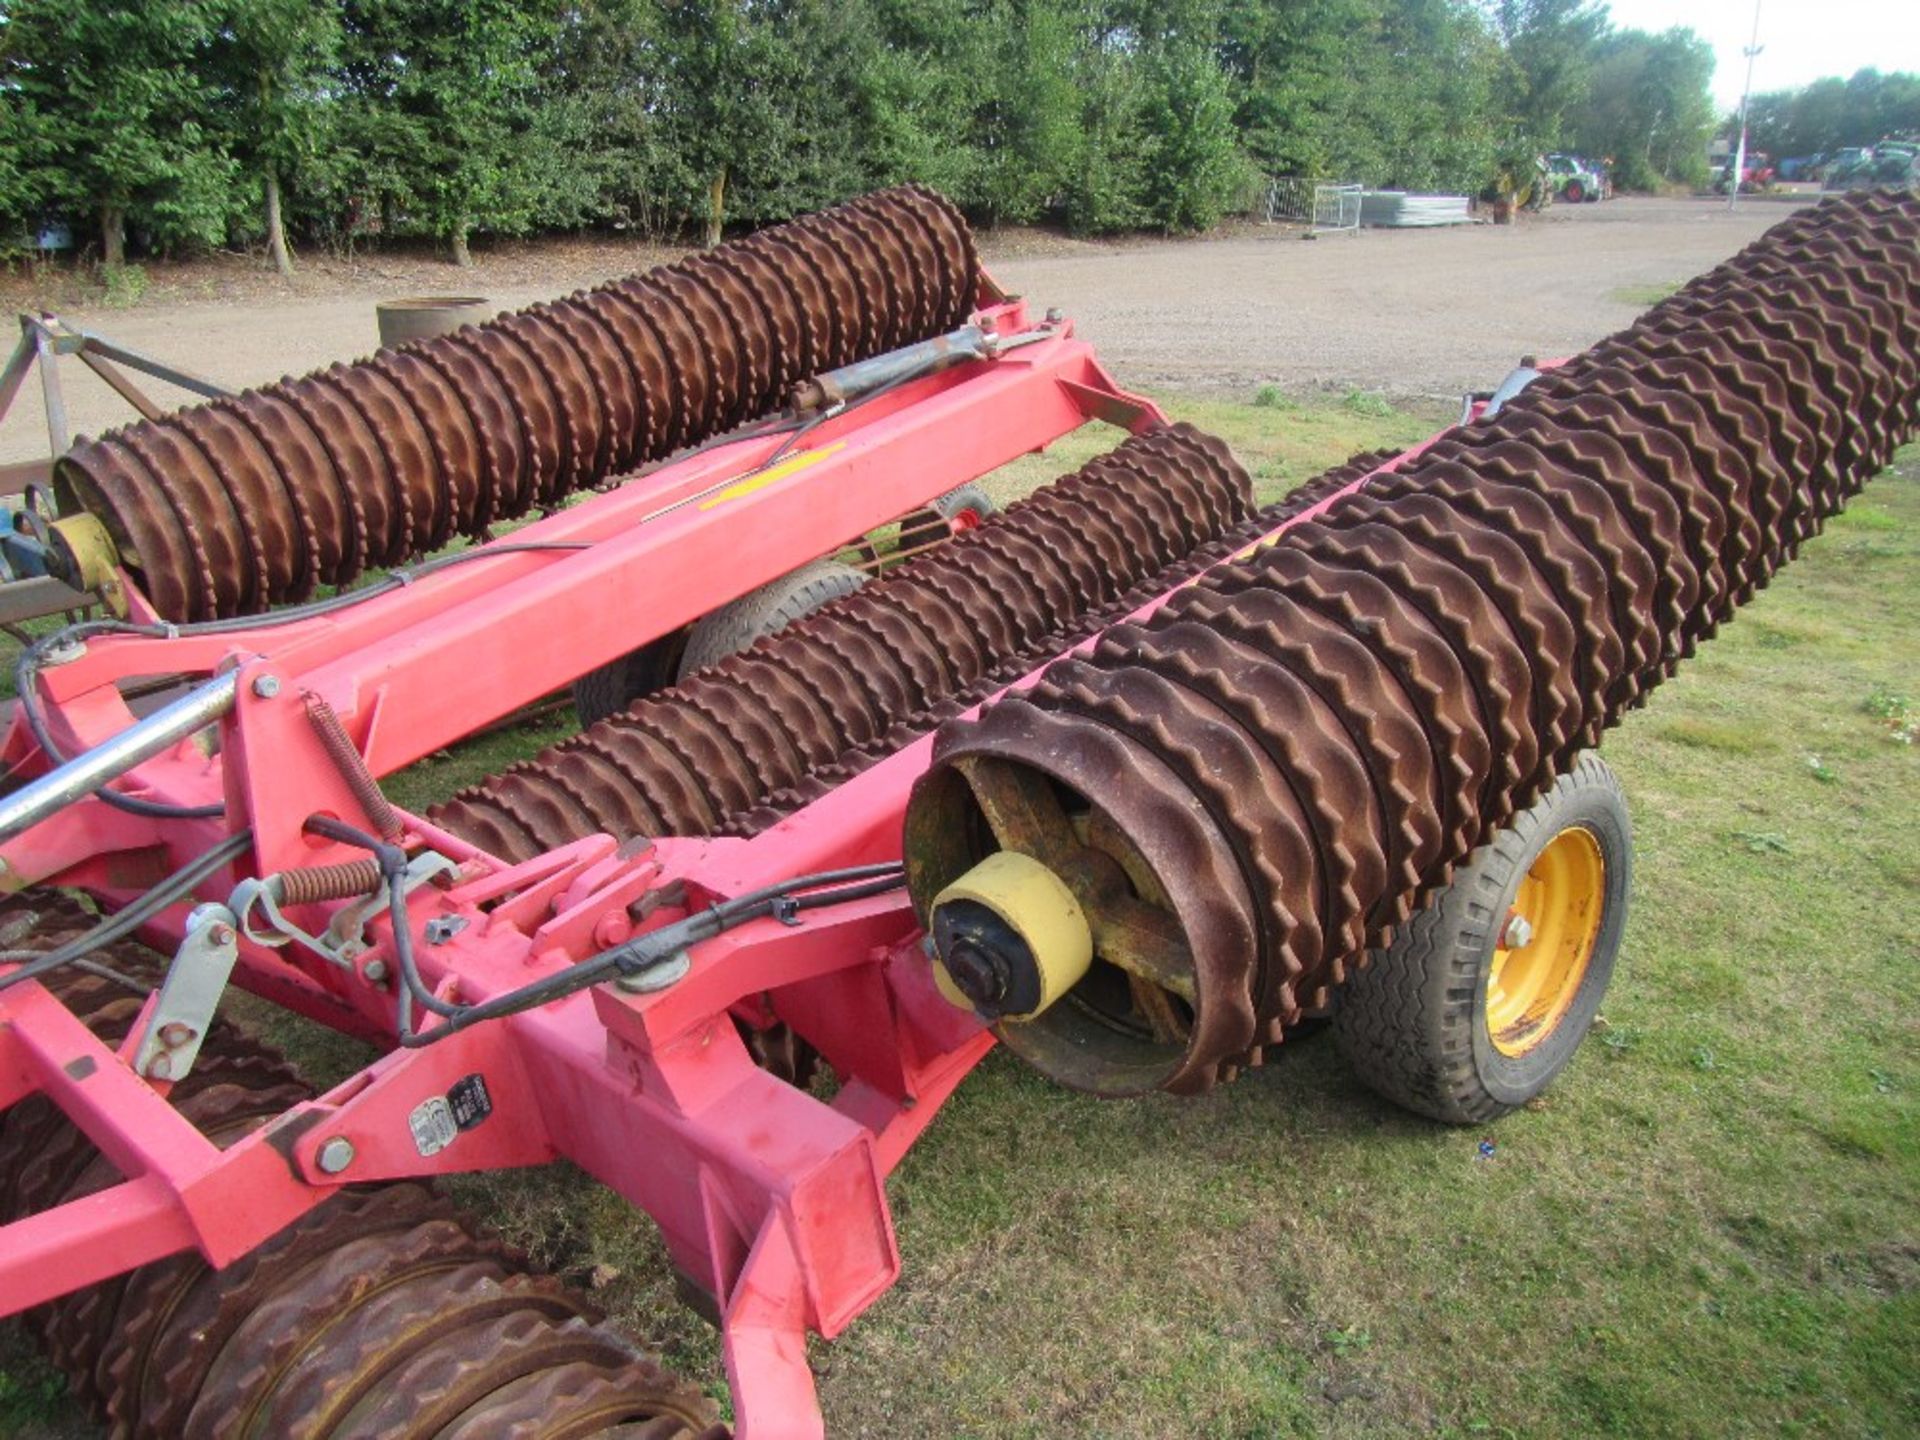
<box><xmin>1871</xmin><ymin>142</ymin><xmax>1917</xmax><ymax>187</ymax></box>
<box><xmin>1820</xmin><ymin>147</ymin><xmax>1875</xmax><ymax>188</ymax></box>
<box><xmin>1713</xmin><ymin>151</ymin><xmax>1775</xmax><ymax>193</ymax></box>
<box><xmin>1545</xmin><ymin>153</ymin><xmax>1604</xmax><ymax>203</ymax></box>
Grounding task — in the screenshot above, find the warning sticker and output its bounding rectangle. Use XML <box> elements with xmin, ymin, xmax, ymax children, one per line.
<box><xmin>448</xmin><ymin>1073</ymin><xmax>493</xmax><ymax>1131</ymax></box>
<box><xmin>406</xmin><ymin>1075</ymin><xmax>493</xmax><ymax>1158</ymax></box>
<box><xmin>408</xmin><ymin>1095</ymin><xmax>458</xmax><ymax>1157</ymax></box>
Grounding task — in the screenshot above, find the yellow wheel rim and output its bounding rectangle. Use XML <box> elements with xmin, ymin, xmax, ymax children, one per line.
<box><xmin>1486</xmin><ymin>826</ymin><xmax>1606</xmax><ymax>1057</ymax></box>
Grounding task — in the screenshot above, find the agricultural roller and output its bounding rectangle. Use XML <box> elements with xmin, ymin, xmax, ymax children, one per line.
<box><xmin>0</xmin><ymin>185</ymin><xmax>1913</xmax><ymax>1437</ymax></box>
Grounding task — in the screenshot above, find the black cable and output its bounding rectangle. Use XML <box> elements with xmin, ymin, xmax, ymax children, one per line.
<box><xmin>12</xmin><ymin>632</ymin><xmax>225</xmax><ymax>820</ymax></box>
<box><xmin>305</xmin><ymin>817</ymin><xmax>905</xmax><ymax>1041</ymax></box>
<box><xmin>0</xmin><ymin>829</ymin><xmax>255</xmax><ymax>993</ymax></box>
<box><xmin>12</xmin><ymin>542</ymin><xmax>596</xmax><ymax>824</ymax></box>
<box><xmin>293</xmin><ymin>827</ymin><xmax>908</xmax><ymax>1046</ymax></box>
<box><xmin>70</xmin><ymin>957</ymin><xmax>156</xmax><ymax>995</ymax></box>
<box><xmin>301</xmin><ymin>813</ymin><xmax>459</xmax><ymax>1030</ymax></box>
<box><xmin>396</xmin><ymin>864</ymin><xmax>907</xmax><ymax>1047</ymax></box>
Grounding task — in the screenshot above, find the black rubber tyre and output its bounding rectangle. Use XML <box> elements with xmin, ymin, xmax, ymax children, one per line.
<box><xmin>1333</xmin><ymin>752</ymin><xmax>1631</xmax><ymax>1124</ymax></box>
<box><xmin>571</xmin><ymin>628</ymin><xmax>691</xmax><ymax>727</ymax></box>
<box><xmin>898</xmin><ymin>483</ymin><xmax>995</xmax><ymax>552</ymax></box>
<box><xmin>676</xmin><ymin>559</ymin><xmax>867</xmax><ymax>679</ymax></box>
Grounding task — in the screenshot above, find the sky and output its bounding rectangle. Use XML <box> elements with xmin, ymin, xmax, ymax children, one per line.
<box><xmin>1600</xmin><ymin>0</ymin><xmax>1920</xmax><ymax>111</ymax></box>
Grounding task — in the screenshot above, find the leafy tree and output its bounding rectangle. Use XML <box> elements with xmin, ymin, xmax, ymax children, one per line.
<box><xmin>1140</xmin><ymin>40</ymin><xmax>1247</xmax><ymax>230</ymax></box>
<box><xmin>733</xmin><ymin>1</ymin><xmax>875</xmax><ymax>222</ymax></box>
<box><xmin>1494</xmin><ymin>0</ymin><xmax>1607</xmax><ymax>152</ymax></box>
<box><xmin>1221</xmin><ymin>0</ymin><xmax>1503</xmax><ymax>193</ymax></box>
<box><xmin>1366</xmin><ymin>0</ymin><xmax>1504</xmax><ymax>190</ymax></box>
<box><xmin>654</xmin><ymin>0</ymin><xmax>788</xmax><ymax>246</ymax></box>
<box><xmin>969</xmin><ymin>0</ymin><xmax>1084</xmax><ymax>226</ymax></box>
<box><xmin>212</xmin><ymin>0</ymin><xmax>341</xmax><ymax>274</ymax></box>
<box><xmin>1847</xmin><ymin>69</ymin><xmax>1920</xmax><ymax>144</ymax></box>
<box><xmin>851</xmin><ymin>0</ymin><xmax>989</xmax><ymax>200</ymax></box>
<box><xmin>1061</xmin><ymin>39</ymin><xmax>1149</xmax><ymax>233</ymax></box>
<box><xmin>0</xmin><ymin>88</ymin><xmax>48</xmax><ymax>254</ymax></box>
<box><xmin>1745</xmin><ymin>69</ymin><xmax>1920</xmax><ymax>157</ymax></box>
<box><xmin>1</xmin><ymin>0</ymin><xmax>238</xmax><ymax>264</ymax></box>
<box><xmin>527</xmin><ymin>0</ymin><xmax>676</xmax><ymax>233</ymax></box>
<box><xmin>336</xmin><ymin>0</ymin><xmax>552</xmax><ymax>265</ymax></box>
<box><xmin>0</xmin><ymin>0</ymin><xmax>1796</xmax><ymax>265</ymax></box>
<box><xmin>1569</xmin><ymin>27</ymin><xmax>1715</xmax><ymax>188</ymax></box>
<box><xmin>1220</xmin><ymin>0</ymin><xmax>1361</xmax><ymax>179</ymax></box>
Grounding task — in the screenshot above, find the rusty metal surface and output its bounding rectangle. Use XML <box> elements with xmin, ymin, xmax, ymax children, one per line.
<box><xmin>38</xmin><ymin>1076</ymin><xmax>313</xmax><ymax>1408</ymax></box>
<box><xmin>58</xmin><ymin>186</ymin><xmax>977</xmax><ymax>623</ymax></box>
<box><xmin>904</xmin><ymin>702</ymin><xmax>1261</xmax><ymax>1096</ymax></box>
<box><xmin>432</xmin><ymin>1357</ymin><xmax>730</xmax><ymax>1439</ymax></box>
<box><xmin>0</xmin><ymin>890</ymin><xmax>726</xmax><ymax>1440</ymax></box>
<box><xmin>429</xmin><ymin>422</ymin><xmax>1257</xmax><ymax>860</ymax></box>
<box><xmin>713</xmin><ymin>441</ymin><xmax>1407</xmax><ymax>840</ymax></box>
<box><xmin>263</xmin><ymin>1269</ymin><xmax>584</xmax><ymax>1439</ymax></box>
<box><xmin>108</xmin><ymin>1182</ymin><xmax>467</xmax><ymax>1440</ymax></box>
<box><xmin>913</xmin><ymin>188</ymin><xmax>1920</xmax><ymax>1095</ymax></box>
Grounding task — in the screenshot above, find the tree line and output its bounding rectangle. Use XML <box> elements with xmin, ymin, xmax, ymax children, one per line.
<box><xmin>0</xmin><ymin>1</ymin><xmax>1722</xmax><ymax>272</ymax></box>
<box><xmin>1740</xmin><ymin>70</ymin><xmax>1920</xmax><ymax>159</ymax></box>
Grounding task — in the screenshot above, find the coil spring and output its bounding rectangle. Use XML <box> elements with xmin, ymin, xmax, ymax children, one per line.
<box><xmin>304</xmin><ymin>693</ymin><xmax>402</xmax><ymax>841</ymax></box>
<box><xmin>274</xmin><ymin>859</ymin><xmax>383</xmax><ymax>907</ymax></box>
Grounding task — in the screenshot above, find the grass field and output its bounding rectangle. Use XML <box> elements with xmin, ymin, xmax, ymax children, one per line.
<box><xmin>2</xmin><ymin>393</ymin><xmax>1915</xmax><ymax>1439</ymax></box>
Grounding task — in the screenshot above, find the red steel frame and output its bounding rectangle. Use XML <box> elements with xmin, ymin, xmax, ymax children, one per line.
<box><xmin>0</xmin><ymin>286</ymin><xmax>1463</xmax><ymax>1436</ymax></box>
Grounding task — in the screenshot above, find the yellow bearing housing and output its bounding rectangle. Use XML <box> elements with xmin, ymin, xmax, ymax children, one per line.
<box><xmin>48</xmin><ymin>512</ymin><xmax>128</xmax><ymax>616</ymax></box>
<box><xmin>929</xmin><ymin>850</ymin><xmax>1093</xmax><ymax>1022</ymax></box>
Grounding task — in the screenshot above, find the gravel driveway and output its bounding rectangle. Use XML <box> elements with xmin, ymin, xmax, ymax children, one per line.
<box><xmin>992</xmin><ymin>194</ymin><xmax>1814</xmax><ymax>401</ymax></box>
<box><xmin>0</xmin><ymin>194</ymin><xmax>1813</xmax><ymax>463</ymax></box>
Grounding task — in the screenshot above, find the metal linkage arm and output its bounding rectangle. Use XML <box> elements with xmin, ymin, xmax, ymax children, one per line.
<box><xmin>0</xmin><ymin>670</ymin><xmax>237</xmax><ymax>845</ymax></box>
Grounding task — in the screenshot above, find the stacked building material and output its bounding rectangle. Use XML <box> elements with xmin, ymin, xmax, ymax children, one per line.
<box><xmin>1359</xmin><ymin>192</ymin><xmax>1473</xmax><ymax>226</ymax></box>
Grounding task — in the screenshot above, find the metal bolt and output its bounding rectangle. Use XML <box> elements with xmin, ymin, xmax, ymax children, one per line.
<box><xmin>157</xmin><ymin>1021</ymin><xmax>197</xmax><ymax>1047</ymax></box>
<box><xmin>362</xmin><ymin>958</ymin><xmax>389</xmax><ymax>983</ymax></box>
<box><xmin>1501</xmin><ymin>913</ymin><xmax>1535</xmax><ymax>949</ymax></box>
<box><xmin>592</xmin><ymin>910</ymin><xmax>632</xmax><ymax>949</ymax></box>
<box><xmin>315</xmin><ymin>1137</ymin><xmax>356</xmax><ymax>1174</ymax></box>
<box><xmin>208</xmin><ymin>924</ymin><xmax>235</xmax><ymax>947</ymax></box>
<box><xmin>251</xmin><ymin>674</ymin><xmax>281</xmax><ymax>699</ymax></box>
<box><xmin>42</xmin><ymin>637</ymin><xmax>87</xmax><ymax>668</ymax></box>
<box><xmin>1044</xmin><ymin>306</ymin><xmax>1065</xmax><ymax>324</ymax></box>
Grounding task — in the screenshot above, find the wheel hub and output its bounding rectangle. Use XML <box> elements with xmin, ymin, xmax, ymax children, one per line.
<box><xmin>1486</xmin><ymin>825</ymin><xmax>1606</xmax><ymax>1056</ymax></box>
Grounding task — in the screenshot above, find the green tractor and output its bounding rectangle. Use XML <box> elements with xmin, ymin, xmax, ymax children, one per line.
<box><xmin>1545</xmin><ymin>153</ymin><xmax>1604</xmax><ymax>203</ymax></box>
